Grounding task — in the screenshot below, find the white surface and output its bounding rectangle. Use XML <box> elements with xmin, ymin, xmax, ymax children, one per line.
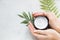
<box><xmin>34</xmin><ymin>16</ymin><xmax>48</xmax><ymax>29</ymax></box>
<box><xmin>0</xmin><ymin>0</ymin><xmax>60</xmax><ymax>40</ymax></box>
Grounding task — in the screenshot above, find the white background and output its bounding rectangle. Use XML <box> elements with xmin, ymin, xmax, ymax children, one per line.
<box><xmin>0</xmin><ymin>0</ymin><xmax>60</xmax><ymax>40</ymax></box>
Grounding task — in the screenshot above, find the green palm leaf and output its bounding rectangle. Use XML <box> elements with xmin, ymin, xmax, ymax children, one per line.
<box><xmin>28</xmin><ymin>12</ymin><xmax>32</xmax><ymax>20</ymax></box>
<box><xmin>18</xmin><ymin>12</ymin><xmax>34</xmax><ymax>25</ymax></box>
<box><xmin>21</xmin><ymin>20</ymin><xmax>28</xmax><ymax>24</ymax></box>
<box><xmin>18</xmin><ymin>14</ymin><xmax>24</xmax><ymax>18</ymax></box>
<box><xmin>28</xmin><ymin>12</ymin><xmax>34</xmax><ymax>23</ymax></box>
<box><xmin>22</xmin><ymin>12</ymin><xmax>30</xmax><ymax>21</ymax></box>
<box><xmin>39</xmin><ymin>0</ymin><xmax>60</xmax><ymax>18</ymax></box>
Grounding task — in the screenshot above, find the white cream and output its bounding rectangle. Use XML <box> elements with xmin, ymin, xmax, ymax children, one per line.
<box><xmin>34</xmin><ymin>16</ymin><xmax>48</xmax><ymax>29</ymax></box>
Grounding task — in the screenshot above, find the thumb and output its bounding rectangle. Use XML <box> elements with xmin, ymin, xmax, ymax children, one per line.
<box><xmin>28</xmin><ymin>21</ymin><xmax>36</xmax><ymax>33</ymax></box>
<box><xmin>34</xmin><ymin>30</ymin><xmax>48</xmax><ymax>35</ymax></box>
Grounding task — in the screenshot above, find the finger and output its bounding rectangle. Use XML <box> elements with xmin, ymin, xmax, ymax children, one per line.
<box><xmin>34</xmin><ymin>30</ymin><xmax>48</xmax><ymax>35</ymax></box>
<box><xmin>28</xmin><ymin>21</ymin><xmax>36</xmax><ymax>33</ymax></box>
<box><xmin>46</xmin><ymin>29</ymin><xmax>57</xmax><ymax>34</ymax></box>
<box><xmin>33</xmin><ymin>33</ymin><xmax>47</xmax><ymax>39</ymax></box>
<box><xmin>32</xmin><ymin>12</ymin><xmax>56</xmax><ymax>20</ymax></box>
<box><xmin>46</xmin><ymin>12</ymin><xmax>57</xmax><ymax>20</ymax></box>
<box><xmin>32</xmin><ymin>12</ymin><xmax>46</xmax><ymax>17</ymax></box>
<box><xmin>57</xmin><ymin>18</ymin><xmax>60</xmax><ymax>23</ymax></box>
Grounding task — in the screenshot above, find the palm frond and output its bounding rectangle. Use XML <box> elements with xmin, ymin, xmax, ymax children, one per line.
<box><xmin>28</xmin><ymin>12</ymin><xmax>34</xmax><ymax>23</ymax></box>
<box><xmin>22</xmin><ymin>12</ymin><xmax>30</xmax><ymax>21</ymax></box>
<box><xmin>21</xmin><ymin>20</ymin><xmax>28</xmax><ymax>24</ymax></box>
<box><xmin>18</xmin><ymin>12</ymin><xmax>34</xmax><ymax>25</ymax></box>
<box><xmin>18</xmin><ymin>14</ymin><xmax>24</xmax><ymax>18</ymax></box>
<box><xmin>28</xmin><ymin>12</ymin><xmax>32</xmax><ymax>20</ymax></box>
<box><xmin>39</xmin><ymin>0</ymin><xmax>60</xmax><ymax>18</ymax></box>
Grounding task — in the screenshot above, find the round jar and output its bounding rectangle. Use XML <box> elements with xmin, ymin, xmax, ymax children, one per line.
<box><xmin>34</xmin><ymin>16</ymin><xmax>49</xmax><ymax>30</ymax></box>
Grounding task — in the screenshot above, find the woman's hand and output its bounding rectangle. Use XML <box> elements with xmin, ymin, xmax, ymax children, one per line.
<box><xmin>28</xmin><ymin>12</ymin><xmax>60</xmax><ymax>40</ymax></box>
<box><xmin>32</xmin><ymin>12</ymin><xmax>60</xmax><ymax>33</ymax></box>
<box><xmin>28</xmin><ymin>21</ymin><xmax>60</xmax><ymax>40</ymax></box>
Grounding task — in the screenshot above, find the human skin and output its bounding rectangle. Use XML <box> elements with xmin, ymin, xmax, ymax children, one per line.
<box><xmin>28</xmin><ymin>12</ymin><xmax>60</xmax><ymax>40</ymax></box>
